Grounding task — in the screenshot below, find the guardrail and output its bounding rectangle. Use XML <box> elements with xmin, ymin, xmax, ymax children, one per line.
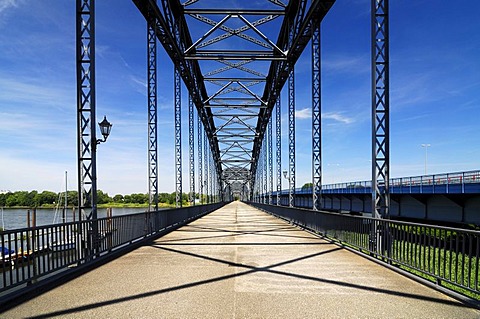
<box><xmin>267</xmin><ymin>170</ymin><xmax>480</xmax><ymax>196</ymax></box>
<box><xmin>250</xmin><ymin>202</ymin><xmax>480</xmax><ymax>303</ymax></box>
<box><xmin>0</xmin><ymin>203</ymin><xmax>225</xmax><ymax>299</ymax></box>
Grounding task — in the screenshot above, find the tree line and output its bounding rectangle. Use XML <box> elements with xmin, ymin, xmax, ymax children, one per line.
<box><xmin>0</xmin><ymin>190</ymin><xmax>193</xmax><ymax>207</ymax></box>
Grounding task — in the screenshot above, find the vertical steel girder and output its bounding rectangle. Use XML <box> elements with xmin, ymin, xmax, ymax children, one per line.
<box><xmin>76</xmin><ymin>0</ymin><xmax>99</xmax><ymax>260</ymax></box>
<box><xmin>188</xmin><ymin>96</ymin><xmax>195</xmax><ymax>206</ymax></box>
<box><xmin>263</xmin><ymin>138</ymin><xmax>267</xmax><ymax>204</ymax></box>
<box><xmin>204</xmin><ymin>131</ymin><xmax>209</xmax><ymax>203</ymax></box>
<box><xmin>268</xmin><ymin>118</ymin><xmax>273</xmax><ymax>205</ymax></box>
<box><xmin>311</xmin><ymin>21</ymin><xmax>322</xmax><ymax>211</ymax></box>
<box><xmin>147</xmin><ymin>16</ymin><xmax>158</xmax><ymax>212</ymax></box>
<box><xmin>288</xmin><ymin>67</ymin><xmax>296</xmax><ymax>207</ymax></box>
<box><xmin>275</xmin><ymin>98</ymin><xmax>281</xmax><ymax>206</ymax></box>
<box><xmin>209</xmin><ymin>147</ymin><xmax>213</xmax><ymax>203</ymax></box>
<box><xmin>174</xmin><ymin>68</ymin><xmax>182</xmax><ymax>207</ymax></box>
<box><xmin>76</xmin><ymin>0</ymin><xmax>97</xmax><ymax>222</ymax></box>
<box><xmin>372</xmin><ymin>0</ymin><xmax>390</xmax><ymax>219</ymax></box>
<box><xmin>198</xmin><ymin>112</ymin><xmax>203</xmax><ymax>204</ymax></box>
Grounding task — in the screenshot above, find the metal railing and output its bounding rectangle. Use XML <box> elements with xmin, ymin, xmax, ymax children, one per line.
<box><xmin>268</xmin><ymin>170</ymin><xmax>480</xmax><ymax>196</ymax></box>
<box><xmin>250</xmin><ymin>202</ymin><xmax>480</xmax><ymax>302</ymax></box>
<box><xmin>0</xmin><ymin>203</ymin><xmax>224</xmax><ymax>297</ymax></box>
<box><xmin>322</xmin><ymin>170</ymin><xmax>480</xmax><ymax>194</ymax></box>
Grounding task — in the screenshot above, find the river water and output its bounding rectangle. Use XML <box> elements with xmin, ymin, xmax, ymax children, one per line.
<box><xmin>0</xmin><ymin>207</ymin><xmax>147</xmax><ymax>230</ymax></box>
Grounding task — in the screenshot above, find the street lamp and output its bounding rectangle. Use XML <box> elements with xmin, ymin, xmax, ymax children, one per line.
<box><xmin>421</xmin><ymin>143</ymin><xmax>431</xmax><ymax>175</ymax></box>
<box><xmin>97</xmin><ymin>116</ymin><xmax>113</xmax><ymax>145</ymax></box>
<box><xmin>282</xmin><ymin>170</ymin><xmax>288</xmax><ymax>180</ymax></box>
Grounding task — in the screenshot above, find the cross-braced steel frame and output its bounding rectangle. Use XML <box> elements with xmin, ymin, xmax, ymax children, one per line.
<box><xmin>372</xmin><ymin>0</ymin><xmax>390</xmax><ymax>219</ymax></box>
<box><xmin>189</xmin><ymin>95</ymin><xmax>195</xmax><ymax>206</ymax></box>
<box><xmin>76</xmin><ymin>0</ymin><xmax>100</xmax><ymax>259</ymax></box>
<box><xmin>147</xmin><ymin>11</ymin><xmax>158</xmax><ymax>212</ymax></box>
<box><xmin>311</xmin><ymin>20</ymin><xmax>321</xmax><ymax>211</ymax></box>
<box><xmin>198</xmin><ymin>112</ymin><xmax>203</xmax><ymax>203</ymax></box>
<box><xmin>275</xmin><ymin>98</ymin><xmax>281</xmax><ymax>206</ymax></box>
<box><xmin>133</xmin><ymin>0</ymin><xmax>334</xmax><ymax>196</ymax></box>
<box><xmin>288</xmin><ymin>67</ymin><xmax>296</xmax><ymax>207</ymax></box>
<box><xmin>204</xmin><ymin>130</ymin><xmax>209</xmax><ymax>203</ymax></box>
<box><xmin>268</xmin><ymin>117</ymin><xmax>273</xmax><ymax>205</ymax></box>
<box><xmin>174</xmin><ymin>68</ymin><xmax>182</xmax><ymax>208</ymax></box>
<box><xmin>76</xmin><ymin>0</ymin><xmax>97</xmax><ymax>222</ymax></box>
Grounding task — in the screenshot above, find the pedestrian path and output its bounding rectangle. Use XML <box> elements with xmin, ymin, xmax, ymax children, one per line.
<box><xmin>2</xmin><ymin>201</ymin><xmax>479</xmax><ymax>318</ymax></box>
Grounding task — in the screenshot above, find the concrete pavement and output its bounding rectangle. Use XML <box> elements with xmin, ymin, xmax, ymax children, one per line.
<box><xmin>2</xmin><ymin>201</ymin><xmax>479</xmax><ymax>318</ymax></box>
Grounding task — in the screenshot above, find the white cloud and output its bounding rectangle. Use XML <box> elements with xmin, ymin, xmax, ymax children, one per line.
<box><xmin>0</xmin><ymin>0</ymin><xmax>21</xmax><ymax>14</ymax></box>
<box><xmin>294</xmin><ymin>108</ymin><xmax>356</xmax><ymax>125</ymax></box>
<box><xmin>323</xmin><ymin>112</ymin><xmax>354</xmax><ymax>124</ymax></box>
<box><xmin>323</xmin><ymin>54</ymin><xmax>369</xmax><ymax>74</ymax></box>
<box><xmin>295</xmin><ymin>108</ymin><xmax>311</xmax><ymax>119</ymax></box>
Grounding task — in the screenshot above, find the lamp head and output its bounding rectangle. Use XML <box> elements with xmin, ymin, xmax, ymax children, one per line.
<box><xmin>98</xmin><ymin>116</ymin><xmax>112</xmax><ymax>142</ymax></box>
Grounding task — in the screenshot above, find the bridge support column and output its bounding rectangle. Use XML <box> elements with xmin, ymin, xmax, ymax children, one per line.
<box><xmin>188</xmin><ymin>96</ymin><xmax>195</xmax><ymax>206</ymax></box>
<box><xmin>312</xmin><ymin>20</ymin><xmax>322</xmax><ymax>211</ymax></box>
<box><xmin>288</xmin><ymin>67</ymin><xmax>296</xmax><ymax>207</ymax></box>
<box><xmin>371</xmin><ymin>0</ymin><xmax>390</xmax><ymax>254</ymax></box>
<box><xmin>76</xmin><ymin>0</ymin><xmax>99</xmax><ymax>259</ymax></box>
<box><xmin>198</xmin><ymin>112</ymin><xmax>203</xmax><ymax>204</ymax></box>
<box><xmin>276</xmin><ymin>98</ymin><xmax>282</xmax><ymax>206</ymax></box>
<box><xmin>147</xmin><ymin>12</ymin><xmax>158</xmax><ymax>212</ymax></box>
<box><xmin>204</xmin><ymin>132</ymin><xmax>209</xmax><ymax>203</ymax></box>
<box><xmin>263</xmin><ymin>136</ymin><xmax>268</xmax><ymax>204</ymax></box>
<box><xmin>268</xmin><ymin>117</ymin><xmax>273</xmax><ymax>205</ymax></box>
<box><xmin>174</xmin><ymin>68</ymin><xmax>182</xmax><ymax>208</ymax></box>
<box><xmin>371</xmin><ymin>0</ymin><xmax>390</xmax><ymax>219</ymax></box>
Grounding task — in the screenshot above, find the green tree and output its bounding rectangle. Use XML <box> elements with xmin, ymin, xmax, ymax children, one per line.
<box><xmin>97</xmin><ymin>190</ymin><xmax>112</xmax><ymax>204</ymax></box>
<box><xmin>67</xmin><ymin>191</ymin><xmax>79</xmax><ymax>206</ymax></box>
<box><xmin>34</xmin><ymin>191</ymin><xmax>57</xmax><ymax>206</ymax></box>
<box><xmin>113</xmin><ymin>194</ymin><xmax>124</xmax><ymax>203</ymax></box>
<box><xmin>0</xmin><ymin>193</ymin><xmax>7</xmax><ymax>206</ymax></box>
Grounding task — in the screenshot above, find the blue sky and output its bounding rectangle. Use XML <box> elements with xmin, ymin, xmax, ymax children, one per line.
<box><xmin>0</xmin><ymin>0</ymin><xmax>479</xmax><ymax>196</ymax></box>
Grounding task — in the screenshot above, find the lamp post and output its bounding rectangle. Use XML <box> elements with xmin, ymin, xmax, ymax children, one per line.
<box><xmin>97</xmin><ymin>116</ymin><xmax>113</xmax><ymax>145</ymax></box>
<box><xmin>90</xmin><ymin>115</ymin><xmax>112</xmax><ymax>258</ymax></box>
<box><xmin>421</xmin><ymin>143</ymin><xmax>430</xmax><ymax>175</ymax></box>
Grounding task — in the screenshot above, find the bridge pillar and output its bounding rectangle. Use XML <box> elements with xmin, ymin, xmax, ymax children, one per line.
<box><xmin>174</xmin><ymin>68</ymin><xmax>182</xmax><ymax>208</ymax></box>
<box><xmin>147</xmin><ymin>10</ymin><xmax>158</xmax><ymax>212</ymax></box>
<box><xmin>288</xmin><ymin>67</ymin><xmax>296</xmax><ymax>207</ymax></box>
<box><xmin>198</xmin><ymin>112</ymin><xmax>203</xmax><ymax>203</ymax></box>
<box><xmin>312</xmin><ymin>20</ymin><xmax>322</xmax><ymax>211</ymax></box>
<box><xmin>371</xmin><ymin>0</ymin><xmax>390</xmax><ymax>219</ymax></box>
<box><xmin>76</xmin><ymin>0</ymin><xmax>99</xmax><ymax>258</ymax></box>
<box><xmin>188</xmin><ymin>96</ymin><xmax>195</xmax><ymax>206</ymax></box>
<box><xmin>371</xmin><ymin>0</ymin><xmax>390</xmax><ymax>255</ymax></box>
<box><xmin>275</xmin><ymin>98</ymin><xmax>282</xmax><ymax>206</ymax></box>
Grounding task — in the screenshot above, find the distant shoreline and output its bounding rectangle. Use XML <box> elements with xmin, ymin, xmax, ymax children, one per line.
<box><xmin>1</xmin><ymin>202</ymin><xmax>188</xmax><ymax>210</ymax></box>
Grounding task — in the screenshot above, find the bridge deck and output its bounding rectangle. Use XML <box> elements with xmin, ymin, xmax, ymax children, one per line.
<box><xmin>3</xmin><ymin>202</ymin><xmax>478</xmax><ymax>318</ymax></box>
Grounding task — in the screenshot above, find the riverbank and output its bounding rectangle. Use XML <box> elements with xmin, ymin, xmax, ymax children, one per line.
<box><xmin>2</xmin><ymin>202</ymin><xmax>192</xmax><ymax>210</ymax></box>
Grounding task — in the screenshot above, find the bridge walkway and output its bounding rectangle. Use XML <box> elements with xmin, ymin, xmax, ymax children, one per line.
<box><xmin>3</xmin><ymin>202</ymin><xmax>478</xmax><ymax>318</ymax></box>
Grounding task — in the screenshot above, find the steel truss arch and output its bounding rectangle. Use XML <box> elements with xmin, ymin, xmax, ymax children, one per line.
<box><xmin>132</xmin><ymin>0</ymin><xmax>335</xmax><ymax>200</ymax></box>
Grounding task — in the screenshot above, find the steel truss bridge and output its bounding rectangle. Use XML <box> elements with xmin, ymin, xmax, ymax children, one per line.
<box><xmin>77</xmin><ymin>0</ymin><xmax>390</xmax><ymax>223</ymax></box>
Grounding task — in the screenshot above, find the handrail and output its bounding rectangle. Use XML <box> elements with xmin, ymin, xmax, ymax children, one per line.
<box><xmin>267</xmin><ymin>170</ymin><xmax>480</xmax><ymax>194</ymax></box>
<box><xmin>0</xmin><ymin>203</ymin><xmax>225</xmax><ymax>299</ymax></box>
